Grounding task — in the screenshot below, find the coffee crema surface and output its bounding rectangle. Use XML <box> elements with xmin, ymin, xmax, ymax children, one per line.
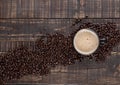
<box><xmin>73</xmin><ymin>29</ymin><xmax>99</xmax><ymax>55</ymax></box>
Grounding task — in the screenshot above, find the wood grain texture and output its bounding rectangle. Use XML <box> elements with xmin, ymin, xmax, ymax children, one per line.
<box><xmin>0</xmin><ymin>0</ymin><xmax>120</xmax><ymax>18</ymax></box>
<box><xmin>0</xmin><ymin>0</ymin><xmax>120</xmax><ymax>85</ymax></box>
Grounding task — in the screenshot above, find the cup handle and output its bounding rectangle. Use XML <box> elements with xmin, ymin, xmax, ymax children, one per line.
<box><xmin>100</xmin><ymin>38</ymin><xmax>107</xmax><ymax>45</ymax></box>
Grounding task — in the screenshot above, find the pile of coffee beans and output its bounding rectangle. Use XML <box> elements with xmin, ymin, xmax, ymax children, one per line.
<box><xmin>0</xmin><ymin>22</ymin><xmax>120</xmax><ymax>84</ymax></box>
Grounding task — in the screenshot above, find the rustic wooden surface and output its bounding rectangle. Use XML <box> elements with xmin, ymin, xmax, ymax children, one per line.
<box><xmin>0</xmin><ymin>0</ymin><xmax>120</xmax><ymax>18</ymax></box>
<box><xmin>0</xmin><ymin>0</ymin><xmax>120</xmax><ymax>85</ymax></box>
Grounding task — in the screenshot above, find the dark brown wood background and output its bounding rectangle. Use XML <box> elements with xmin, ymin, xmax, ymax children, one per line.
<box><xmin>0</xmin><ymin>0</ymin><xmax>120</xmax><ymax>85</ymax></box>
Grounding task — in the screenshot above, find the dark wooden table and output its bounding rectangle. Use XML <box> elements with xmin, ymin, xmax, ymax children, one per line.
<box><xmin>0</xmin><ymin>0</ymin><xmax>120</xmax><ymax>85</ymax></box>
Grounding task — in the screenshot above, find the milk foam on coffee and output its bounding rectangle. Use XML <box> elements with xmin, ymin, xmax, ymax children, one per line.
<box><xmin>73</xmin><ymin>29</ymin><xmax>99</xmax><ymax>55</ymax></box>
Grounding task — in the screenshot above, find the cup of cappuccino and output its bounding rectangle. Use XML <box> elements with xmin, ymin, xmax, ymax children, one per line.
<box><xmin>73</xmin><ymin>29</ymin><xmax>99</xmax><ymax>55</ymax></box>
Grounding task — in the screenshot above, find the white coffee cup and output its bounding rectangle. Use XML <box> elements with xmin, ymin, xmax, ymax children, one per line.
<box><xmin>73</xmin><ymin>29</ymin><xmax>99</xmax><ymax>55</ymax></box>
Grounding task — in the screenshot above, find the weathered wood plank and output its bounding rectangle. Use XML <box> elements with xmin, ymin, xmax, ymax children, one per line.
<box><xmin>0</xmin><ymin>0</ymin><xmax>120</xmax><ymax>18</ymax></box>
